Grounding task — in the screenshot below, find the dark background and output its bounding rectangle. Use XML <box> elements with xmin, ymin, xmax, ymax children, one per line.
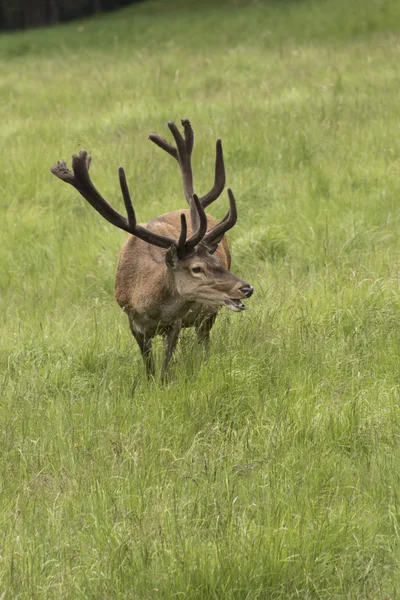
<box><xmin>0</xmin><ymin>0</ymin><xmax>145</xmax><ymax>31</ymax></box>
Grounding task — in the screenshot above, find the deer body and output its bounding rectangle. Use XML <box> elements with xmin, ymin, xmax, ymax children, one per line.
<box><xmin>52</xmin><ymin>119</ymin><xmax>253</xmax><ymax>381</ymax></box>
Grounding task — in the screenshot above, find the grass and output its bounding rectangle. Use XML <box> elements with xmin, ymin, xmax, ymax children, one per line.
<box><xmin>1</xmin><ymin>0</ymin><xmax>400</xmax><ymax>597</ymax></box>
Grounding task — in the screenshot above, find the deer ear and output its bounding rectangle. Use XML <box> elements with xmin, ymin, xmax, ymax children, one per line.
<box><xmin>165</xmin><ymin>245</ymin><xmax>179</xmax><ymax>269</ymax></box>
<box><xmin>202</xmin><ymin>239</ymin><xmax>220</xmax><ymax>255</ymax></box>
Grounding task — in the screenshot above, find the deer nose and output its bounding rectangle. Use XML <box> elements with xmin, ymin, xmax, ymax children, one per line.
<box><xmin>240</xmin><ymin>285</ymin><xmax>254</xmax><ymax>298</ymax></box>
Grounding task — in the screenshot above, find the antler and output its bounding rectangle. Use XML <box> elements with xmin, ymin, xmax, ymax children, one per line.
<box><xmin>50</xmin><ymin>150</ymin><xmax>207</xmax><ymax>258</ymax></box>
<box><xmin>149</xmin><ymin>119</ymin><xmax>226</xmax><ymax>223</ymax></box>
<box><xmin>202</xmin><ymin>188</ymin><xmax>238</xmax><ymax>248</ymax></box>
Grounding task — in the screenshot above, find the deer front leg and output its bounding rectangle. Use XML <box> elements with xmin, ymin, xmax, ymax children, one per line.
<box><xmin>161</xmin><ymin>325</ymin><xmax>181</xmax><ymax>383</ymax></box>
<box><xmin>195</xmin><ymin>313</ymin><xmax>217</xmax><ymax>347</ymax></box>
<box><xmin>129</xmin><ymin>322</ymin><xmax>155</xmax><ymax>379</ymax></box>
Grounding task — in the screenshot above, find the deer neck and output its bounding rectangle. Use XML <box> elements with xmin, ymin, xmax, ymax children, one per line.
<box><xmin>163</xmin><ymin>268</ymin><xmax>196</xmax><ymax>321</ymax></box>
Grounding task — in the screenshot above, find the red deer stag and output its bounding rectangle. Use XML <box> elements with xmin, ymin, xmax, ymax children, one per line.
<box><xmin>51</xmin><ymin>119</ymin><xmax>253</xmax><ymax>381</ymax></box>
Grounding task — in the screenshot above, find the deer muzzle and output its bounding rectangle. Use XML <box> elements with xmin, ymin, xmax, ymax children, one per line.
<box><xmin>240</xmin><ymin>285</ymin><xmax>254</xmax><ymax>298</ymax></box>
<box><xmin>225</xmin><ymin>283</ymin><xmax>254</xmax><ymax>312</ymax></box>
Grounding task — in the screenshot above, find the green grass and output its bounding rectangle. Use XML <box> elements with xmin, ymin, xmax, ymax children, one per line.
<box><xmin>2</xmin><ymin>0</ymin><xmax>400</xmax><ymax>597</ymax></box>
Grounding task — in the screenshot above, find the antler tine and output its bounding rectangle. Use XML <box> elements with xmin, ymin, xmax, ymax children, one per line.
<box><xmin>168</xmin><ymin>120</ymin><xmax>188</xmax><ymax>159</ymax></box>
<box><xmin>118</xmin><ymin>166</ymin><xmax>137</xmax><ymax>229</ymax></box>
<box><xmin>199</xmin><ymin>138</ymin><xmax>226</xmax><ymax>209</ymax></box>
<box><xmin>183</xmin><ymin>194</ymin><xmax>208</xmax><ymax>252</ymax></box>
<box><xmin>203</xmin><ymin>188</ymin><xmax>238</xmax><ymax>247</ymax></box>
<box><xmin>181</xmin><ymin>118</ymin><xmax>194</xmax><ymax>157</ymax></box>
<box><xmin>177</xmin><ymin>213</ymin><xmax>187</xmax><ymax>249</ymax></box>
<box><xmin>148</xmin><ymin>134</ymin><xmax>178</xmax><ymax>160</ymax></box>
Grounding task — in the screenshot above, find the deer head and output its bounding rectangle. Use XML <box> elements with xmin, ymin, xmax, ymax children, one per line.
<box><xmin>165</xmin><ymin>242</ymin><xmax>253</xmax><ymax>312</ymax></box>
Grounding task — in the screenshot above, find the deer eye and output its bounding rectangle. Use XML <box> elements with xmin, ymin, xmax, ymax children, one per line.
<box><xmin>192</xmin><ymin>267</ymin><xmax>202</xmax><ymax>273</ymax></box>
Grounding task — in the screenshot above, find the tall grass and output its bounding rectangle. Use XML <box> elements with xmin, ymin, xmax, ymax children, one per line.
<box><xmin>1</xmin><ymin>0</ymin><xmax>400</xmax><ymax>597</ymax></box>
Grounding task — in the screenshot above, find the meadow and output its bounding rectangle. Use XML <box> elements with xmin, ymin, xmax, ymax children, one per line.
<box><xmin>1</xmin><ymin>0</ymin><xmax>400</xmax><ymax>597</ymax></box>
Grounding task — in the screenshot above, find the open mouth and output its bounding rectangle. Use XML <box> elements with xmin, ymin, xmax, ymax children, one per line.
<box><xmin>225</xmin><ymin>298</ymin><xmax>246</xmax><ymax>312</ymax></box>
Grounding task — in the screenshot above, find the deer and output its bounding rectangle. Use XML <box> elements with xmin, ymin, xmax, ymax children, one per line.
<box><xmin>51</xmin><ymin>119</ymin><xmax>253</xmax><ymax>381</ymax></box>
